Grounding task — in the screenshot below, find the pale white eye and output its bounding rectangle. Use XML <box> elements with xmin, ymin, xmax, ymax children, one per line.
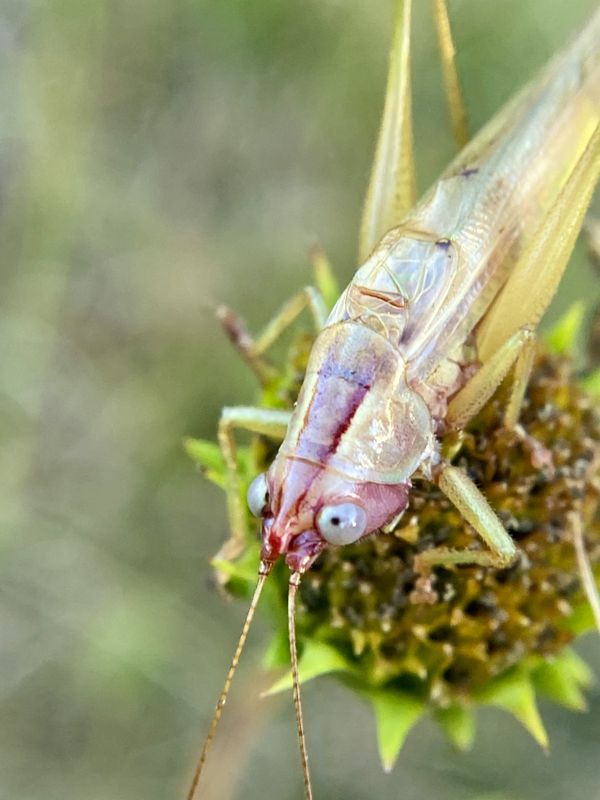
<box><xmin>316</xmin><ymin>502</ymin><xmax>367</xmax><ymax>545</ymax></box>
<box><xmin>247</xmin><ymin>473</ymin><xmax>269</xmax><ymax>517</ymax></box>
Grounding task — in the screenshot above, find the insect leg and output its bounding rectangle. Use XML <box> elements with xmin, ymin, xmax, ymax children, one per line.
<box><xmin>446</xmin><ymin>326</ymin><xmax>536</xmax><ymax>430</ymax></box>
<box><xmin>253</xmin><ymin>286</ymin><xmax>327</xmax><ymax>353</ymax></box>
<box><xmin>433</xmin><ymin>0</ymin><xmax>469</xmax><ymax>148</ymax></box>
<box><xmin>218</xmin><ymin>286</ymin><xmax>327</xmax><ymax>385</ymax></box>
<box><xmin>217</xmin><ymin>406</ymin><xmax>291</xmax><ymax>564</ymax></box>
<box><xmin>358</xmin><ymin>0</ymin><xmax>416</xmax><ymax>263</ymax></box>
<box><xmin>413</xmin><ymin>464</ymin><xmax>517</xmax><ymax>576</ymax></box>
<box><xmin>217</xmin><ymin>306</ymin><xmax>277</xmax><ymax>385</ymax></box>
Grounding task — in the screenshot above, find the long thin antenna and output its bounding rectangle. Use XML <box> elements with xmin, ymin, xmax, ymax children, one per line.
<box><xmin>288</xmin><ymin>572</ymin><xmax>313</xmax><ymax>800</ymax></box>
<box><xmin>186</xmin><ymin>561</ymin><xmax>272</xmax><ymax>800</ymax></box>
<box><xmin>569</xmin><ymin>511</ymin><xmax>600</xmax><ymax>634</ymax></box>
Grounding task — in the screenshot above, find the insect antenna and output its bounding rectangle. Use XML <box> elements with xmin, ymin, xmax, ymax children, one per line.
<box><xmin>288</xmin><ymin>571</ymin><xmax>314</xmax><ymax>800</ymax></box>
<box><xmin>569</xmin><ymin>511</ymin><xmax>600</xmax><ymax>635</ymax></box>
<box><xmin>185</xmin><ymin>561</ymin><xmax>273</xmax><ymax>800</ymax></box>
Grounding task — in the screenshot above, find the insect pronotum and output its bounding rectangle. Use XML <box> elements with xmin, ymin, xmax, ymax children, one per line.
<box><xmin>187</xmin><ymin>2</ymin><xmax>600</xmax><ymax>798</ymax></box>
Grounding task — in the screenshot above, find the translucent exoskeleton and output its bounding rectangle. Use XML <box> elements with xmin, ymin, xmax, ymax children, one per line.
<box><xmin>187</xmin><ymin>3</ymin><xmax>600</xmax><ymax>798</ymax></box>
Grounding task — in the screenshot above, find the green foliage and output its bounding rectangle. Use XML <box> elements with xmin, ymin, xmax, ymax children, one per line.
<box><xmin>532</xmin><ymin>648</ymin><xmax>594</xmax><ymax>711</ymax></box>
<box><xmin>184</xmin><ymin>438</ymin><xmax>227</xmax><ymax>487</ymax></box>
<box><xmin>581</xmin><ymin>368</ymin><xmax>600</xmax><ymax>399</ymax></box>
<box><xmin>546</xmin><ymin>301</ymin><xmax>585</xmax><ymax>355</ymax></box>
<box><xmin>367</xmin><ymin>687</ymin><xmax>425</xmax><ymax>772</ymax></box>
<box><xmin>475</xmin><ymin>667</ymin><xmax>548</xmax><ymax>750</ymax></box>
<box><xmin>436</xmin><ymin>705</ymin><xmax>476</xmax><ymax>752</ymax></box>
<box><xmin>264</xmin><ymin>640</ymin><xmax>355</xmax><ymax>695</ymax></box>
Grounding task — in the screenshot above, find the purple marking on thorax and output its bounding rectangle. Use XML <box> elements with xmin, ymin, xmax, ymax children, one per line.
<box><xmin>328</xmin><ymin>382</ymin><xmax>370</xmax><ymax>452</ymax></box>
<box><xmin>295</xmin><ymin>348</ymin><xmax>374</xmax><ymax>465</ymax></box>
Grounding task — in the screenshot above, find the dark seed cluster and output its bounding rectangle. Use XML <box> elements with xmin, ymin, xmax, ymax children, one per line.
<box><xmin>265</xmin><ymin>350</ymin><xmax>600</xmax><ymax>705</ymax></box>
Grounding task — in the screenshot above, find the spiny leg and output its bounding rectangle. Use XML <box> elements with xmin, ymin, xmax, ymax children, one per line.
<box><xmin>254</xmin><ymin>286</ymin><xmax>327</xmax><ymax>353</ymax></box>
<box><xmin>218</xmin><ymin>285</ymin><xmax>327</xmax><ymax>385</ymax></box>
<box><xmin>432</xmin><ymin>0</ymin><xmax>469</xmax><ymax>148</ymax></box>
<box><xmin>446</xmin><ymin>326</ymin><xmax>553</xmax><ymax>468</ymax></box>
<box><xmin>217</xmin><ymin>306</ymin><xmax>277</xmax><ymax>385</ymax></box>
<box><xmin>446</xmin><ymin>326</ymin><xmax>536</xmax><ymax>430</ymax></box>
<box><xmin>412</xmin><ymin>464</ymin><xmax>517</xmax><ymax>601</ymax></box>
<box><xmin>217</xmin><ymin>406</ymin><xmax>291</xmax><ymax>564</ymax></box>
<box><xmin>504</xmin><ymin>328</ymin><xmax>537</xmax><ymax>429</ymax></box>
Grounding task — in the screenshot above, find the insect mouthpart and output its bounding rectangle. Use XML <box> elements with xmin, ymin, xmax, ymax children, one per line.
<box><xmin>285</xmin><ymin>530</ymin><xmax>325</xmax><ymax>574</ymax></box>
<box><xmin>256</xmin><ymin>516</ymin><xmax>277</xmax><ymax>561</ymax></box>
<box><xmin>258</xmin><ymin>514</ymin><xmax>325</xmax><ymax>573</ymax></box>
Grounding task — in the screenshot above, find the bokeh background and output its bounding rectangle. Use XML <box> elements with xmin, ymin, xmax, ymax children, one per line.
<box><xmin>2</xmin><ymin>1</ymin><xmax>600</xmax><ymax>798</ymax></box>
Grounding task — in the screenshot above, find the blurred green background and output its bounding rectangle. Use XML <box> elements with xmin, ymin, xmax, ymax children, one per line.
<box><xmin>2</xmin><ymin>1</ymin><xmax>600</xmax><ymax>798</ymax></box>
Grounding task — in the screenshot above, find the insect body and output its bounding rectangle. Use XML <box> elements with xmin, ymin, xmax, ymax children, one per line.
<box><xmin>188</xmin><ymin>4</ymin><xmax>600</xmax><ymax>799</ymax></box>
<box><xmin>265</xmin><ymin>13</ymin><xmax>600</xmax><ymax>577</ymax></box>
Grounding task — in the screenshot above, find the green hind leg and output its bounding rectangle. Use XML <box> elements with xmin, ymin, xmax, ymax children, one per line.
<box><xmin>411</xmin><ymin>464</ymin><xmax>518</xmax><ymax>603</ymax></box>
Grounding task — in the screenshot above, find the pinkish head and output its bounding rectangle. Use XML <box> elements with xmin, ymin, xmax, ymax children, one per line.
<box><xmin>247</xmin><ymin>454</ymin><xmax>410</xmax><ymax>574</ymax></box>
